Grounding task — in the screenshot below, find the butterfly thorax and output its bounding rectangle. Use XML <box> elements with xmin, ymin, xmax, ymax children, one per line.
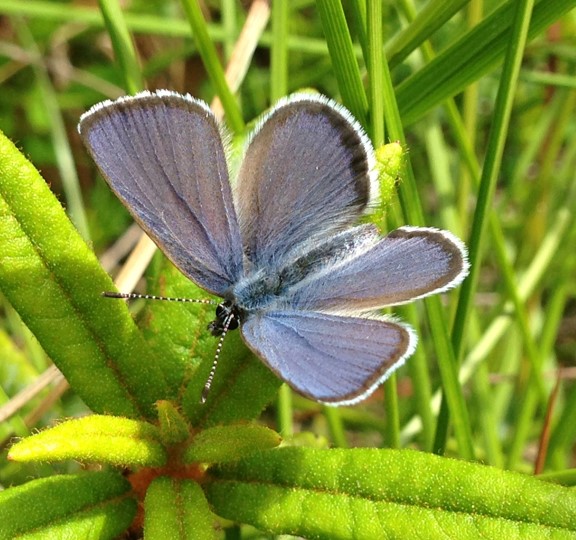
<box><xmin>234</xmin><ymin>224</ymin><xmax>378</xmax><ymax>308</ymax></box>
<box><xmin>207</xmin><ymin>224</ymin><xmax>381</xmax><ymax>336</ymax></box>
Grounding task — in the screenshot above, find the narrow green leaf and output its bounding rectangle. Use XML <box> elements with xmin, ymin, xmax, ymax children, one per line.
<box><xmin>0</xmin><ymin>471</ymin><xmax>135</xmax><ymax>539</ymax></box>
<box><xmin>366</xmin><ymin>0</ymin><xmax>384</xmax><ymax>146</ymax></box>
<box><xmin>267</xmin><ymin>0</ymin><xmax>295</xmax><ymax>434</ymax></box>
<box><xmin>386</xmin><ymin>0</ymin><xmax>470</xmax><ymax>69</ymax></box>
<box><xmin>316</xmin><ymin>0</ymin><xmax>368</xmax><ymax>127</ymax></box>
<box><xmin>185</xmin><ymin>424</ymin><xmax>281</xmax><ymax>464</ymax></box>
<box><xmin>0</xmin><ymin>130</ymin><xmax>169</xmax><ymax>418</ymax></box>
<box><xmin>179</xmin><ymin>0</ymin><xmax>244</xmax><ymax>132</ymax></box>
<box><xmin>268</xmin><ymin>0</ymin><xmax>294</xmax><ymax>433</ymax></box>
<box><xmin>375</xmin><ymin>0</ymin><xmax>477</xmax><ymax>458</ymax></box>
<box><xmin>270</xmin><ymin>0</ymin><xmax>289</xmax><ymax>101</ymax></box>
<box><xmin>8</xmin><ymin>415</ymin><xmax>166</xmax><ymax>467</ymax></box>
<box><xmin>396</xmin><ymin>0</ymin><xmax>576</xmax><ymax>125</ymax></box>
<box><xmin>98</xmin><ymin>0</ymin><xmax>144</xmax><ymax>94</ymax></box>
<box><xmin>368</xmin><ymin>0</ymin><xmax>475</xmax><ymax>458</ymax></box>
<box><xmin>208</xmin><ymin>447</ymin><xmax>576</xmax><ymax>539</ymax></box>
<box><xmin>436</xmin><ymin>0</ymin><xmax>536</xmax><ymax>454</ymax></box>
<box><xmin>144</xmin><ymin>477</ymin><xmax>217</xmax><ymax>540</ymax></box>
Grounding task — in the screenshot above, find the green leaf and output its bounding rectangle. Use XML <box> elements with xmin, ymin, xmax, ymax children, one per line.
<box><xmin>207</xmin><ymin>447</ymin><xmax>576</xmax><ymax>539</ymax></box>
<box><xmin>98</xmin><ymin>0</ymin><xmax>144</xmax><ymax>94</ymax></box>
<box><xmin>386</xmin><ymin>0</ymin><xmax>471</xmax><ymax>69</ymax></box>
<box><xmin>181</xmin><ymin>329</ymin><xmax>282</xmax><ymax>428</ymax></box>
<box><xmin>366</xmin><ymin>141</ymin><xmax>404</xmax><ymax>229</ymax></box>
<box><xmin>144</xmin><ymin>477</ymin><xmax>217</xmax><ymax>540</ymax></box>
<box><xmin>8</xmin><ymin>415</ymin><xmax>166</xmax><ymax>467</ymax></box>
<box><xmin>316</xmin><ymin>0</ymin><xmax>368</xmax><ymax>127</ymax></box>
<box><xmin>156</xmin><ymin>400</ymin><xmax>190</xmax><ymax>445</ymax></box>
<box><xmin>185</xmin><ymin>424</ymin><xmax>281</xmax><ymax>464</ymax></box>
<box><xmin>140</xmin><ymin>260</ymin><xmax>220</xmax><ymax>394</ymax></box>
<box><xmin>179</xmin><ymin>0</ymin><xmax>244</xmax><ymax>132</ymax></box>
<box><xmin>141</xmin><ymin>261</ymin><xmax>282</xmax><ymax>427</ymax></box>
<box><xmin>0</xmin><ymin>471</ymin><xmax>136</xmax><ymax>539</ymax></box>
<box><xmin>0</xmin><ymin>129</ymin><xmax>169</xmax><ymax>418</ymax></box>
<box><xmin>396</xmin><ymin>0</ymin><xmax>576</xmax><ymax>125</ymax></box>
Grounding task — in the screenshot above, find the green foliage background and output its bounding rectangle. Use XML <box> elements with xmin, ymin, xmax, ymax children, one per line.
<box><xmin>0</xmin><ymin>0</ymin><xmax>576</xmax><ymax>538</ymax></box>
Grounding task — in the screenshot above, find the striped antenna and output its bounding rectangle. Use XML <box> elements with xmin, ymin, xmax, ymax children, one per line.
<box><xmin>201</xmin><ymin>310</ymin><xmax>236</xmax><ymax>404</ymax></box>
<box><xmin>104</xmin><ymin>290</ymin><xmax>230</xmax><ymax>404</ymax></box>
<box><xmin>102</xmin><ymin>291</ymin><xmax>216</xmax><ymax>305</ymax></box>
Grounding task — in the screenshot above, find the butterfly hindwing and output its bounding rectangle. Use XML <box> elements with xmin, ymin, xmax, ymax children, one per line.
<box><xmin>286</xmin><ymin>226</ymin><xmax>469</xmax><ymax>313</ymax></box>
<box><xmin>240</xmin><ymin>310</ymin><xmax>415</xmax><ymax>405</ymax></box>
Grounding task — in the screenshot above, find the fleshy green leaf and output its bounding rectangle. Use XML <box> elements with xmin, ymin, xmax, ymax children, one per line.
<box><xmin>8</xmin><ymin>415</ymin><xmax>166</xmax><ymax>467</ymax></box>
<box><xmin>0</xmin><ymin>471</ymin><xmax>136</xmax><ymax>539</ymax></box>
<box><xmin>207</xmin><ymin>447</ymin><xmax>576</xmax><ymax>539</ymax></box>
<box><xmin>142</xmin><ymin>261</ymin><xmax>282</xmax><ymax>427</ymax></box>
<box><xmin>0</xmin><ymin>130</ymin><xmax>169</xmax><ymax>418</ymax></box>
<box><xmin>366</xmin><ymin>141</ymin><xmax>404</xmax><ymax>229</ymax></box>
<box><xmin>156</xmin><ymin>400</ymin><xmax>190</xmax><ymax>445</ymax></box>
<box><xmin>139</xmin><ymin>260</ymin><xmax>221</xmax><ymax>394</ymax></box>
<box><xmin>178</xmin><ymin>330</ymin><xmax>282</xmax><ymax>429</ymax></box>
<box><xmin>181</xmin><ymin>330</ymin><xmax>282</xmax><ymax>428</ymax></box>
<box><xmin>144</xmin><ymin>477</ymin><xmax>217</xmax><ymax>540</ymax></box>
<box><xmin>185</xmin><ymin>424</ymin><xmax>281</xmax><ymax>464</ymax></box>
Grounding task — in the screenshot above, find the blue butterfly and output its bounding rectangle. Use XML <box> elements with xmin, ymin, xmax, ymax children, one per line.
<box><xmin>79</xmin><ymin>90</ymin><xmax>468</xmax><ymax>406</ymax></box>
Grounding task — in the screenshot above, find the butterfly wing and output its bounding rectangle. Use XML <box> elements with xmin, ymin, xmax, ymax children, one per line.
<box><xmin>241</xmin><ymin>310</ymin><xmax>415</xmax><ymax>405</ymax></box>
<box><xmin>287</xmin><ymin>226</ymin><xmax>469</xmax><ymax>312</ymax></box>
<box><xmin>79</xmin><ymin>90</ymin><xmax>243</xmax><ymax>296</ymax></box>
<box><xmin>235</xmin><ymin>94</ymin><xmax>376</xmax><ymax>268</ymax></box>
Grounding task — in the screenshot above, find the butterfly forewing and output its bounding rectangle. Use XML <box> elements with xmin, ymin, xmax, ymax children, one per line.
<box><xmin>79</xmin><ymin>90</ymin><xmax>243</xmax><ymax>296</ymax></box>
<box><xmin>235</xmin><ymin>95</ymin><xmax>376</xmax><ymax>269</ymax></box>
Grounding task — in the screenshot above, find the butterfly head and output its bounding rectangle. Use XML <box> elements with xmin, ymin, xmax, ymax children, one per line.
<box><xmin>207</xmin><ymin>300</ymin><xmax>242</xmax><ymax>337</ymax></box>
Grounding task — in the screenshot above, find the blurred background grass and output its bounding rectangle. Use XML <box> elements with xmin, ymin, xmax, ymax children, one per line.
<box><xmin>0</xmin><ymin>0</ymin><xmax>575</xmax><ymax>485</ymax></box>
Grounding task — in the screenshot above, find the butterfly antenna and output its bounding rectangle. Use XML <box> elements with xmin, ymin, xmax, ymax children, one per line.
<box><xmin>102</xmin><ymin>291</ymin><xmax>216</xmax><ymax>305</ymax></box>
<box><xmin>201</xmin><ymin>311</ymin><xmax>235</xmax><ymax>404</ymax></box>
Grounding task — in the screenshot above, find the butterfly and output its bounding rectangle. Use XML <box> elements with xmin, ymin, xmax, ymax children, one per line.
<box><xmin>79</xmin><ymin>90</ymin><xmax>468</xmax><ymax>406</ymax></box>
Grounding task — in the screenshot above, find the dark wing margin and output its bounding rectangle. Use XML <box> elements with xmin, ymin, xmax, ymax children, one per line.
<box><xmin>235</xmin><ymin>94</ymin><xmax>377</xmax><ymax>269</ymax></box>
<box><xmin>79</xmin><ymin>90</ymin><xmax>243</xmax><ymax>296</ymax></box>
<box><xmin>286</xmin><ymin>226</ymin><xmax>469</xmax><ymax>312</ymax></box>
<box><xmin>241</xmin><ymin>310</ymin><xmax>415</xmax><ymax>406</ymax></box>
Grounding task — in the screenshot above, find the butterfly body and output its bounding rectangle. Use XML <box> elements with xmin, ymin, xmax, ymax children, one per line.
<box><xmin>79</xmin><ymin>90</ymin><xmax>469</xmax><ymax>406</ymax></box>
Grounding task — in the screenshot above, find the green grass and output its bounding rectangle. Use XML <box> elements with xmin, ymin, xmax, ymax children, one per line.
<box><xmin>1</xmin><ymin>0</ymin><xmax>576</xmax><ymax>538</ymax></box>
